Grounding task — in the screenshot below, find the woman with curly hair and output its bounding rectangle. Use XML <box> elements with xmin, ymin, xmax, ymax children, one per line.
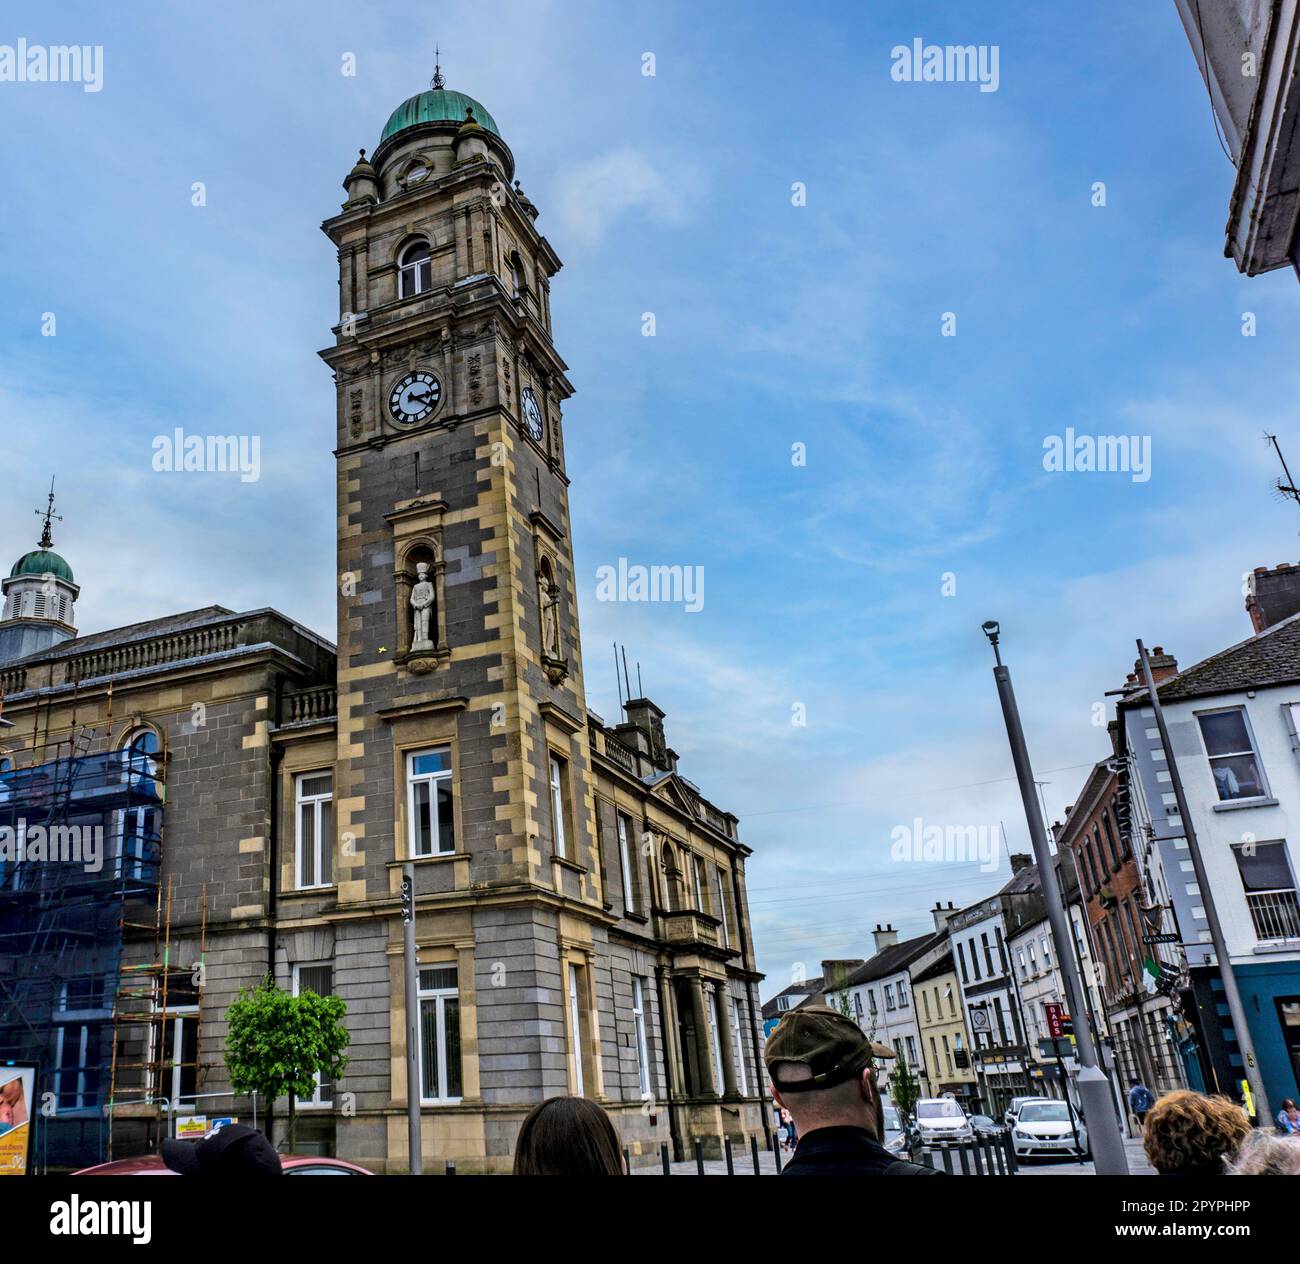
<box><xmin>1143</xmin><ymin>1090</ymin><xmax>1252</xmax><ymax>1176</ymax></box>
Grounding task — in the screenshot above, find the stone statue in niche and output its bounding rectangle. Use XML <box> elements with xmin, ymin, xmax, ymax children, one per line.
<box><xmin>410</xmin><ymin>562</ymin><xmax>435</xmax><ymax>651</ymax></box>
<box><xmin>540</xmin><ymin>573</ymin><xmax>561</xmax><ymax>660</ymax></box>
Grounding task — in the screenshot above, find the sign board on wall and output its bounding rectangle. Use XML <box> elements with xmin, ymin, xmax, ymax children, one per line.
<box><xmin>0</xmin><ymin>1063</ymin><xmax>37</xmax><ymax>1176</ymax></box>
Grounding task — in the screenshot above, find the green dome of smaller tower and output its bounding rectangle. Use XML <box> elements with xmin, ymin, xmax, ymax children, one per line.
<box><xmin>380</xmin><ymin>88</ymin><xmax>501</xmax><ymax>144</ymax></box>
<box><xmin>10</xmin><ymin>549</ymin><xmax>74</xmax><ymax>583</ymax></box>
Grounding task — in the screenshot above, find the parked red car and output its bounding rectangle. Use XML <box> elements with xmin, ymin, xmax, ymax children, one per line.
<box><xmin>75</xmin><ymin>1154</ymin><xmax>373</xmax><ymax>1176</ymax></box>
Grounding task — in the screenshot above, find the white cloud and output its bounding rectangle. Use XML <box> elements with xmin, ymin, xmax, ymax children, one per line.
<box><xmin>550</xmin><ymin>147</ymin><xmax>695</xmax><ymax>246</ymax></box>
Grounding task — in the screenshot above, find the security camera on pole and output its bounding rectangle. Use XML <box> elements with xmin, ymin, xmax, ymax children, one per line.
<box><xmin>981</xmin><ymin>621</ymin><xmax>1130</xmax><ymax>1175</ymax></box>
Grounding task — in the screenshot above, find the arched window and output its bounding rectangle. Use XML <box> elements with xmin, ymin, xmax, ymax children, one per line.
<box><xmin>399</xmin><ymin>240</ymin><xmax>432</xmax><ymax>299</ymax></box>
<box><xmin>508</xmin><ymin>249</ymin><xmax>529</xmax><ymax>300</ymax></box>
<box><xmin>117</xmin><ymin>728</ymin><xmax>162</xmax><ymax>881</ymax></box>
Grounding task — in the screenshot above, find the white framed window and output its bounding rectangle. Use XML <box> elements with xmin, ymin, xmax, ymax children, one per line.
<box><xmin>417</xmin><ymin>964</ymin><xmax>462</xmax><ymax>1103</ymax></box>
<box><xmin>706</xmin><ymin>985</ymin><xmax>725</xmax><ymax>1094</ymax></box>
<box><xmin>1197</xmin><ymin>707</ymin><xmax>1268</xmax><ymax>801</ymax></box>
<box><xmin>407</xmin><ymin>748</ymin><xmax>454</xmax><ymax>857</ymax></box>
<box><xmin>884</xmin><ymin>983</ymin><xmax>895</xmax><ymax>1010</ymax></box>
<box><xmin>715</xmin><ymin>866</ymin><xmax>731</xmax><ymax>944</ymax></box>
<box><xmin>692</xmin><ymin>854</ymin><xmax>708</xmax><ymax>912</ymax></box>
<box><xmin>549</xmin><ymin>754</ymin><xmax>570</xmax><ymax>860</ymax></box>
<box><xmin>631</xmin><ymin>976</ymin><xmax>651</xmax><ymax>1099</ymax></box>
<box><xmin>730</xmin><ymin>994</ymin><xmax>749</xmax><ymax>1095</ymax></box>
<box><xmin>567</xmin><ymin>963</ymin><xmax>585</xmax><ymax>1095</ymax></box>
<box><xmin>898</xmin><ymin>978</ymin><xmax>909</xmax><ymax>1009</ymax></box>
<box><xmin>617</xmin><ymin>812</ymin><xmax>637</xmax><ymax>912</ymax></box>
<box><xmin>295</xmin><ymin>772</ymin><xmax>334</xmax><ymax>889</ymax></box>
<box><xmin>116</xmin><ymin>728</ymin><xmax>162</xmax><ymax>881</ymax></box>
<box><xmin>53</xmin><ymin>1021</ymin><xmax>103</xmax><ymax>1112</ymax></box>
<box><xmin>293</xmin><ymin>964</ymin><xmax>335</xmax><ymax>1106</ymax></box>
<box><xmin>398</xmin><ymin>239</ymin><xmax>432</xmax><ymax>298</ymax></box>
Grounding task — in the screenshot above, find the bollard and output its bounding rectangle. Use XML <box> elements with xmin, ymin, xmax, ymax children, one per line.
<box><xmin>751</xmin><ymin>1135</ymin><xmax>761</xmax><ymax>1174</ymax></box>
<box><xmin>661</xmin><ymin>1141</ymin><xmax>670</xmax><ymax>1175</ymax></box>
<box><xmin>724</xmin><ymin>1137</ymin><xmax>734</xmax><ymax>1175</ymax></box>
<box><xmin>623</xmin><ymin>1146</ymin><xmax>631</xmax><ymax>1174</ymax></box>
<box><xmin>446</xmin><ymin>1161</ymin><xmax>456</xmax><ymax>1176</ymax></box>
<box><xmin>772</xmin><ymin>1132</ymin><xmax>783</xmax><ymax>1174</ymax></box>
<box><xmin>957</xmin><ymin>1143</ymin><xmax>971</xmax><ymax>1176</ymax></box>
<box><xmin>1003</xmin><ymin>1131</ymin><xmax>1019</xmax><ymax>1174</ymax></box>
<box><xmin>694</xmin><ymin>1137</ymin><xmax>704</xmax><ymax>1176</ymax></box>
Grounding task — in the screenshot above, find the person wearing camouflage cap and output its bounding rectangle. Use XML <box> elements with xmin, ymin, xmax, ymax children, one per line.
<box><xmin>765</xmin><ymin>1005</ymin><xmax>939</xmax><ymax>1176</ymax></box>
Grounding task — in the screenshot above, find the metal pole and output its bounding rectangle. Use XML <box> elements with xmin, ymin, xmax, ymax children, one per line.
<box><xmin>982</xmin><ymin>621</ymin><xmax>1129</xmax><ymax>1174</ymax></box>
<box><xmin>402</xmin><ymin>863</ymin><xmax>423</xmax><ymax>1174</ymax></box>
<box><xmin>1135</xmin><ymin>640</ymin><xmax>1271</xmax><ymax>1123</ymax></box>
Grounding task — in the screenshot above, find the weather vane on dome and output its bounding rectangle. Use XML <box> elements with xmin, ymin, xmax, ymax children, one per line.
<box><xmin>431</xmin><ymin>47</ymin><xmax>445</xmax><ymax>90</ymax></box>
<box><xmin>35</xmin><ymin>476</ymin><xmax>62</xmax><ymax>549</ymax></box>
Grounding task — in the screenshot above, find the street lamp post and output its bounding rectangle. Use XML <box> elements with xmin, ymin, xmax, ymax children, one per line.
<box><xmin>982</xmin><ymin>621</ymin><xmax>1130</xmax><ymax>1175</ymax></box>
<box><xmin>402</xmin><ymin>863</ymin><xmax>423</xmax><ymax>1174</ymax></box>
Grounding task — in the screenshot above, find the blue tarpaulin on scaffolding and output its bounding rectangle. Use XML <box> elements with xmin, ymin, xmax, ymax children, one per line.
<box><xmin>0</xmin><ymin>742</ymin><xmax>163</xmax><ymax>1170</ymax></box>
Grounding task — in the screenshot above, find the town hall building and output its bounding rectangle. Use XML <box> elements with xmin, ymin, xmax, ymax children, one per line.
<box><xmin>0</xmin><ymin>73</ymin><xmax>766</xmax><ymax>1172</ymax></box>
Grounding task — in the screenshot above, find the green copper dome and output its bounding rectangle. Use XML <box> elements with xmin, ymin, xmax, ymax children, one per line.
<box><xmin>10</xmin><ymin>549</ymin><xmax>74</xmax><ymax>582</ymax></box>
<box><xmin>380</xmin><ymin>89</ymin><xmax>500</xmax><ymax>144</ymax></box>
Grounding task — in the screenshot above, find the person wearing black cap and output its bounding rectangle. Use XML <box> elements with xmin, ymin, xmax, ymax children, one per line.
<box><xmin>765</xmin><ymin>1005</ymin><xmax>939</xmax><ymax>1176</ymax></box>
<box><xmin>160</xmin><ymin>1123</ymin><xmax>283</xmax><ymax>1176</ymax></box>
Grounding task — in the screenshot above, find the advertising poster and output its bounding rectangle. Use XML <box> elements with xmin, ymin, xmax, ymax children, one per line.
<box><xmin>0</xmin><ymin>1065</ymin><xmax>35</xmax><ymax>1176</ymax></box>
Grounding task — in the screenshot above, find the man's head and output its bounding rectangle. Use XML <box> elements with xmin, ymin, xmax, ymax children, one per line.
<box><xmin>765</xmin><ymin>1005</ymin><xmax>890</xmax><ymax>1139</ymax></box>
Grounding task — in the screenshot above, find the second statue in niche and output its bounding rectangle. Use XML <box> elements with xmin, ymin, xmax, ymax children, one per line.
<box><xmin>410</xmin><ymin>561</ymin><xmax>435</xmax><ymax>651</ymax></box>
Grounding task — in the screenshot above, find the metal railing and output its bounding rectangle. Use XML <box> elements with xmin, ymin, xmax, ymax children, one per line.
<box><xmin>1247</xmin><ymin>889</ymin><xmax>1300</xmax><ymax>941</ymax></box>
<box><xmin>624</xmin><ymin>1133</ymin><xmax>1021</xmax><ymax>1174</ymax></box>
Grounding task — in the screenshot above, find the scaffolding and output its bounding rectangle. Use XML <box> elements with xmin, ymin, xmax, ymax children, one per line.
<box><xmin>106</xmin><ymin>877</ymin><xmax>207</xmax><ymax>1157</ymax></box>
<box><xmin>0</xmin><ymin>730</ymin><xmax>184</xmax><ymax>1170</ymax></box>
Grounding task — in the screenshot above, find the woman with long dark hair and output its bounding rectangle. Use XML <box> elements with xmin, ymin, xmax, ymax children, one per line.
<box><xmin>513</xmin><ymin>1097</ymin><xmax>626</xmax><ymax>1176</ymax></box>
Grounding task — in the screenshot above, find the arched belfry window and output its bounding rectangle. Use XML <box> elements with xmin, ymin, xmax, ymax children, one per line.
<box><xmin>399</xmin><ymin>240</ymin><xmax>433</xmax><ymax>299</ymax></box>
<box><xmin>509</xmin><ymin>249</ymin><xmax>528</xmax><ymax>300</ymax></box>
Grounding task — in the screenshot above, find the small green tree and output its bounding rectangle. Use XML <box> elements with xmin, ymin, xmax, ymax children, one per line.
<box><xmin>225</xmin><ymin>977</ymin><xmax>350</xmax><ymax>1151</ymax></box>
<box><xmin>889</xmin><ymin>1057</ymin><xmax>921</xmax><ymax>1118</ymax></box>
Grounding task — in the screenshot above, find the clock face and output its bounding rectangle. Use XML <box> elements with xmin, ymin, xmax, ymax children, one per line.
<box><xmin>388</xmin><ymin>371</ymin><xmax>441</xmax><ymax>426</ymax></box>
<box><xmin>521</xmin><ymin>386</ymin><xmax>544</xmax><ymax>442</ymax></box>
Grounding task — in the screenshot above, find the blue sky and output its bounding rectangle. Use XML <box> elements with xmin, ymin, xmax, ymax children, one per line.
<box><xmin>3</xmin><ymin>1</ymin><xmax>1298</xmax><ymax>997</ymax></box>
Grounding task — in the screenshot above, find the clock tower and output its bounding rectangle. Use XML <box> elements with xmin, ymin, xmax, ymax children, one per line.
<box><xmin>319</xmin><ymin>73</ymin><xmax>611</xmax><ymax>1165</ymax></box>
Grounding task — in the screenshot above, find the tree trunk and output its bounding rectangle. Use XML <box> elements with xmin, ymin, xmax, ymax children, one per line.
<box><xmin>287</xmin><ymin>1091</ymin><xmax>297</xmax><ymax>1153</ymax></box>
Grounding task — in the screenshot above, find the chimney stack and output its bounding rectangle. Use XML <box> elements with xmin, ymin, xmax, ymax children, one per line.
<box><xmin>820</xmin><ymin>959</ymin><xmax>865</xmax><ymax>992</ymax></box>
<box><xmin>614</xmin><ymin>697</ymin><xmax>676</xmax><ymax>772</ymax></box>
<box><xmin>872</xmin><ymin>923</ymin><xmax>899</xmax><ymax>952</ymax></box>
<box><xmin>1246</xmin><ymin>563</ymin><xmax>1300</xmax><ymax>633</ymax></box>
<box><xmin>1009</xmin><ymin>853</ymin><xmax>1034</xmax><ymax>874</ymax></box>
<box><xmin>931</xmin><ymin>901</ymin><xmax>958</xmax><ymax>932</ymax></box>
<box><xmin>1132</xmin><ymin>645</ymin><xmax>1178</xmax><ymax>685</ymax></box>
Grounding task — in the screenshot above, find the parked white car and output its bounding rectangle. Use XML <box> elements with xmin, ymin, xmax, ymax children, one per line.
<box><xmin>1004</xmin><ymin>1095</ymin><xmax>1044</xmax><ymax>1127</ymax></box>
<box><xmin>913</xmin><ymin>1097</ymin><xmax>974</xmax><ymax>1147</ymax></box>
<box><xmin>1011</xmin><ymin>1099</ymin><xmax>1089</xmax><ymax>1159</ymax></box>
